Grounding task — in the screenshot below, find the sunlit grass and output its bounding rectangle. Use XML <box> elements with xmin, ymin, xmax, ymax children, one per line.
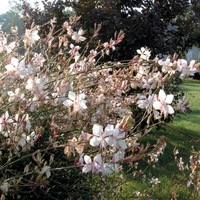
<box><xmin>120</xmin><ymin>78</ymin><xmax>200</xmax><ymax>199</ymax></box>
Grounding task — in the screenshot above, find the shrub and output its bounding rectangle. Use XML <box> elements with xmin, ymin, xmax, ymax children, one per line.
<box><xmin>0</xmin><ymin>16</ymin><xmax>199</xmax><ymax>199</ymax></box>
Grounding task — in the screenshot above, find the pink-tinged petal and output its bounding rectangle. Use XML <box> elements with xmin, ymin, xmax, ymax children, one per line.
<box><xmin>118</xmin><ymin>140</ymin><xmax>127</xmax><ymax>150</ymax></box>
<box><xmin>68</xmin><ymin>91</ymin><xmax>76</xmax><ymax>101</ymax></box>
<box><xmin>89</xmin><ymin>136</ymin><xmax>100</xmax><ymax>147</ymax></box>
<box><xmin>112</xmin><ymin>152</ymin><xmax>120</xmax><ymax>163</ymax></box>
<box><xmin>94</xmin><ymin>154</ymin><xmax>102</xmax><ymax>165</ymax></box>
<box><xmin>165</xmin><ymin>94</ymin><xmax>174</xmax><ymax>104</ymax></box>
<box><xmin>77</xmin><ymin>154</ymin><xmax>84</xmax><ymax>166</ymax></box>
<box><xmin>153</xmin><ymin>101</ymin><xmax>162</xmax><ymax>110</ymax></box>
<box><xmin>94</xmin><ymin>154</ymin><xmax>102</xmax><ymax>170</ymax></box>
<box><xmin>63</xmin><ymin>99</ymin><xmax>73</xmax><ymax>107</ymax></box>
<box><xmin>84</xmin><ymin>155</ymin><xmax>92</xmax><ymax>164</ymax></box>
<box><xmin>166</xmin><ymin>105</ymin><xmax>175</xmax><ymax>114</ymax></box>
<box><xmin>158</xmin><ymin>89</ymin><xmax>166</xmax><ymax>101</ymax></box>
<box><xmin>82</xmin><ymin>164</ymin><xmax>92</xmax><ymax>173</ymax></box>
<box><xmin>92</xmin><ymin>124</ymin><xmax>103</xmax><ymax>136</ymax></box>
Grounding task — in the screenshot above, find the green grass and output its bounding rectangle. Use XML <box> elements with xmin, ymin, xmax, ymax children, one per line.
<box><xmin>120</xmin><ymin>79</ymin><xmax>200</xmax><ymax>199</ymax></box>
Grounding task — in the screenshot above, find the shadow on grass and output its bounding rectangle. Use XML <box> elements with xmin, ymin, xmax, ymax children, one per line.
<box><xmin>122</xmin><ymin>126</ymin><xmax>199</xmax><ymax>199</ymax></box>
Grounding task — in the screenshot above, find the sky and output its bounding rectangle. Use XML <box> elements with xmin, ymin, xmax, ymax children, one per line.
<box><xmin>0</xmin><ymin>0</ymin><xmax>44</xmax><ymax>14</ymax></box>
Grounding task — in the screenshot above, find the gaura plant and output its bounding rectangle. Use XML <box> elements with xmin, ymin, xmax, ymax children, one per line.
<box><xmin>0</xmin><ymin>16</ymin><xmax>199</xmax><ymax>199</ymax></box>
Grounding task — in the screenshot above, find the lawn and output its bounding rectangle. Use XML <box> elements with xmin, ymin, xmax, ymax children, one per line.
<box><xmin>118</xmin><ymin>79</ymin><xmax>200</xmax><ymax>199</ymax></box>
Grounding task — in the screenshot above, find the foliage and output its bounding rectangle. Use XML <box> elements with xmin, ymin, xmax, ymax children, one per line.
<box><xmin>0</xmin><ymin>15</ymin><xmax>199</xmax><ymax>199</ymax></box>
<box><xmin>21</xmin><ymin>0</ymin><xmax>200</xmax><ymax>61</ymax></box>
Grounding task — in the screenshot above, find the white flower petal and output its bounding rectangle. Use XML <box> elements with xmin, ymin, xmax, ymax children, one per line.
<box><xmin>84</xmin><ymin>155</ymin><xmax>92</xmax><ymax>164</ymax></box>
<box><xmin>165</xmin><ymin>94</ymin><xmax>174</xmax><ymax>104</ymax></box>
<box><xmin>82</xmin><ymin>164</ymin><xmax>92</xmax><ymax>173</ymax></box>
<box><xmin>153</xmin><ymin>101</ymin><xmax>162</xmax><ymax>110</ymax></box>
<box><xmin>94</xmin><ymin>154</ymin><xmax>102</xmax><ymax>166</ymax></box>
<box><xmin>92</xmin><ymin>124</ymin><xmax>103</xmax><ymax>136</ymax></box>
<box><xmin>104</xmin><ymin>124</ymin><xmax>114</xmax><ymax>134</ymax></box>
<box><xmin>118</xmin><ymin>140</ymin><xmax>127</xmax><ymax>150</ymax></box>
<box><xmin>158</xmin><ymin>89</ymin><xmax>166</xmax><ymax>101</ymax></box>
<box><xmin>11</xmin><ymin>57</ymin><xmax>19</xmax><ymax>67</ymax></box>
<box><xmin>5</xmin><ymin>64</ymin><xmax>15</xmax><ymax>71</ymax></box>
<box><xmin>68</xmin><ymin>91</ymin><xmax>76</xmax><ymax>101</ymax></box>
<box><xmin>90</xmin><ymin>136</ymin><xmax>100</xmax><ymax>147</ymax></box>
<box><xmin>105</xmin><ymin>136</ymin><xmax>114</xmax><ymax>147</ymax></box>
<box><xmin>167</xmin><ymin>105</ymin><xmax>174</xmax><ymax>114</ymax></box>
<box><xmin>136</xmin><ymin>49</ymin><xmax>141</xmax><ymax>54</ymax></box>
<box><xmin>80</xmin><ymin>100</ymin><xmax>87</xmax><ymax>110</ymax></box>
<box><xmin>63</xmin><ymin>99</ymin><xmax>73</xmax><ymax>107</ymax></box>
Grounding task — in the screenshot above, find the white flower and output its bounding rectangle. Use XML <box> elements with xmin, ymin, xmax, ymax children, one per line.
<box><xmin>7</xmin><ymin>88</ymin><xmax>24</xmax><ymax>102</ymax></box>
<box><xmin>89</xmin><ymin>124</ymin><xmax>112</xmax><ymax>148</ymax></box>
<box><xmin>5</xmin><ymin>57</ymin><xmax>19</xmax><ymax>75</ymax></box>
<box><xmin>137</xmin><ymin>95</ymin><xmax>155</xmax><ymax>110</ymax></box>
<box><xmin>177</xmin><ymin>59</ymin><xmax>198</xmax><ymax>78</ymax></box>
<box><xmin>24</xmin><ymin>28</ymin><xmax>40</xmax><ymax>47</ymax></box>
<box><xmin>105</xmin><ymin>124</ymin><xmax>127</xmax><ymax>150</ymax></box>
<box><xmin>153</xmin><ymin>89</ymin><xmax>174</xmax><ymax>118</ymax></box>
<box><xmin>90</xmin><ymin>123</ymin><xmax>127</xmax><ymax>150</ymax></box>
<box><xmin>72</xmin><ymin>28</ymin><xmax>86</xmax><ymax>43</ymax></box>
<box><xmin>149</xmin><ymin>177</ymin><xmax>161</xmax><ymax>185</ymax></box>
<box><xmin>63</xmin><ymin>91</ymin><xmax>87</xmax><ymax>113</ymax></box>
<box><xmin>136</xmin><ymin>47</ymin><xmax>151</xmax><ymax>60</ymax></box>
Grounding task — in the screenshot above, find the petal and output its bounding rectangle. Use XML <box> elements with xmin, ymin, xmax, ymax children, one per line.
<box><xmin>167</xmin><ymin>105</ymin><xmax>174</xmax><ymax>114</ymax></box>
<box><xmin>82</xmin><ymin>164</ymin><xmax>92</xmax><ymax>173</ymax></box>
<box><xmin>118</xmin><ymin>140</ymin><xmax>127</xmax><ymax>150</ymax></box>
<box><xmin>103</xmin><ymin>164</ymin><xmax>114</xmax><ymax>175</ymax></box>
<box><xmin>153</xmin><ymin>101</ymin><xmax>162</xmax><ymax>110</ymax></box>
<box><xmin>104</xmin><ymin>124</ymin><xmax>114</xmax><ymax>136</ymax></box>
<box><xmin>94</xmin><ymin>154</ymin><xmax>102</xmax><ymax>166</ymax></box>
<box><xmin>80</xmin><ymin>100</ymin><xmax>87</xmax><ymax>110</ymax></box>
<box><xmin>78</xmin><ymin>93</ymin><xmax>86</xmax><ymax>100</ymax></box>
<box><xmin>165</xmin><ymin>94</ymin><xmax>174</xmax><ymax>104</ymax></box>
<box><xmin>158</xmin><ymin>89</ymin><xmax>166</xmax><ymax>101</ymax></box>
<box><xmin>63</xmin><ymin>99</ymin><xmax>73</xmax><ymax>107</ymax></box>
<box><xmin>105</xmin><ymin>124</ymin><xmax>114</xmax><ymax>132</ymax></box>
<box><xmin>136</xmin><ymin>49</ymin><xmax>142</xmax><ymax>54</ymax></box>
<box><xmin>105</xmin><ymin>136</ymin><xmax>114</xmax><ymax>147</ymax></box>
<box><xmin>7</xmin><ymin>91</ymin><xmax>14</xmax><ymax>96</ymax></box>
<box><xmin>11</xmin><ymin>57</ymin><xmax>19</xmax><ymax>67</ymax></box>
<box><xmin>89</xmin><ymin>136</ymin><xmax>100</xmax><ymax>147</ymax></box>
<box><xmin>68</xmin><ymin>91</ymin><xmax>76</xmax><ymax>101</ymax></box>
<box><xmin>92</xmin><ymin>124</ymin><xmax>103</xmax><ymax>136</ymax></box>
<box><xmin>5</xmin><ymin>64</ymin><xmax>15</xmax><ymax>71</ymax></box>
<box><xmin>153</xmin><ymin>110</ymin><xmax>161</xmax><ymax>119</ymax></box>
<box><xmin>84</xmin><ymin>155</ymin><xmax>92</xmax><ymax>164</ymax></box>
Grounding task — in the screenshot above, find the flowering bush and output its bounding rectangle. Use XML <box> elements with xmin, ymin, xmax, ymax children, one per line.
<box><xmin>0</xmin><ymin>16</ymin><xmax>199</xmax><ymax>199</ymax></box>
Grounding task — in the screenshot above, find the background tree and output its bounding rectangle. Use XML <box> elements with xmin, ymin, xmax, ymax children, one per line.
<box><xmin>21</xmin><ymin>0</ymin><xmax>200</xmax><ymax>60</ymax></box>
<box><xmin>0</xmin><ymin>0</ymin><xmax>24</xmax><ymax>39</ymax></box>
